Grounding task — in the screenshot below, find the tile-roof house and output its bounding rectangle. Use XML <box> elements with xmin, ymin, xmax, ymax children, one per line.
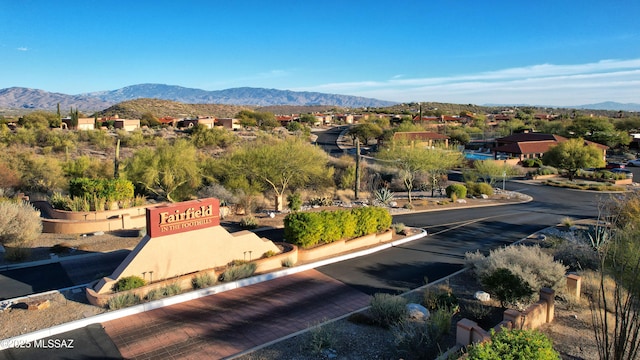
<box><xmin>391</xmin><ymin>131</ymin><xmax>450</xmax><ymax>147</ymax></box>
<box><xmin>493</xmin><ymin>133</ymin><xmax>608</xmax><ymax>161</ymax></box>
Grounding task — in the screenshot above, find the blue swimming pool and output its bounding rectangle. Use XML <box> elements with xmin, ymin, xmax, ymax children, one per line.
<box><xmin>464</xmin><ymin>152</ymin><xmax>494</xmax><ymax>160</ymax></box>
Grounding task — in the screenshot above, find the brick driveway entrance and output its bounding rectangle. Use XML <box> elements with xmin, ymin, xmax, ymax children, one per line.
<box><xmin>102</xmin><ymin>269</ymin><xmax>371</xmax><ymax>359</ymax></box>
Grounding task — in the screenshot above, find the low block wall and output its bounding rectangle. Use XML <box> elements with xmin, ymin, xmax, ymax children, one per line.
<box><xmin>297</xmin><ymin>231</ymin><xmax>392</xmax><ymax>263</ymax></box>
<box><xmin>34</xmin><ymin>201</ymin><xmax>157</xmax><ymax>221</ymax></box>
<box><xmin>457</xmin><ymin>287</ymin><xmax>556</xmax><ymax>347</ymax></box>
<box><xmin>41</xmin><ymin>214</ymin><xmax>147</xmax><ymax>234</ymax></box>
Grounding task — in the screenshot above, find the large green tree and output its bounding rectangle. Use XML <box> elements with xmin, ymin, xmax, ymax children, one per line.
<box><xmin>221</xmin><ymin>136</ymin><xmax>333</xmax><ymax>211</ymax></box>
<box><xmin>376</xmin><ymin>143</ymin><xmax>462</xmax><ymax>204</ymax></box>
<box><xmin>566</xmin><ymin>116</ymin><xmax>630</xmax><ymax>148</ymax></box>
<box><xmin>471</xmin><ymin>160</ymin><xmax>522</xmax><ymax>186</ymax></box>
<box><xmin>124</xmin><ymin>139</ymin><xmax>201</xmax><ymax>202</ymax></box>
<box><xmin>18</xmin><ymin>111</ymin><xmax>57</xmax><ymax>129</ymax></box>
<box><xmin>347</xmin><ymin>123</ymin><xmax>383</xmax><ymax>146</ymax></box>
<box><xmin>237</xmin><ymin>110</ymin><xmax>279</xmax><ymax>130</ymax></box>
<box><xmin>542</xmin><ymin>138</ymin><xmax>605</xmax><ymax>181</ymax></box>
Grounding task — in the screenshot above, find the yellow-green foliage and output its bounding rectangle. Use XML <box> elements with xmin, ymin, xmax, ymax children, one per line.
<box><xmin>284</xmin><ymin>207</ymin><xmax>392</xmax><ymax>248</ymax></box>
<box><xmin>112</xmin><ymin>275</ymin><xmax>146</xmax><ymax>292</ymax></box>
<box><xmin>467</xmin><ymin>328</ymin><xmax>560</xmax><ymax>360</ymax></box>
<box><xmin>446</xmin><ymin>184</ymin><xmax>467</xmax><ymax>200</ymax></box>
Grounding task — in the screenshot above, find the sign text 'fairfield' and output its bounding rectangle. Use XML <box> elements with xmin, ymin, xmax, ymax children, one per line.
<box><xmin>146</xmin><ymin>198</ymin><xmax>220</xmax><ymax>237</ymax></box>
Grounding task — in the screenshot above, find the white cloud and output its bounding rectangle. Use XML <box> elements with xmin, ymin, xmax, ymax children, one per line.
<box><xmin>17</xmin><ymin>47</ymin><xmax>28</xmax><ymax>51</ymax></box>
<box><xmin>300</xmin><ymin>59</ymin><xmax>640</xmax><ymax>106</ymax></box>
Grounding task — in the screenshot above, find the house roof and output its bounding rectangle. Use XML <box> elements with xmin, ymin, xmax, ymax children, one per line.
<box><xmin>393</xmin><ymin>131</ymin><xmax>449</xmax><ymax>141</ymax></box>
<box><xmin>496</xmin><ymin>133</ymin><xmax>565</xmax><ymax>143</ymax></box>
<box><xmin>494</xmin><ymin>138</ymin><xmax>608</xmax><ymax>155</ymax></box>
<box><xmin>493</xmin><ymin>140</ymin><xmax>558</xmax><ymax>155</ymax></box>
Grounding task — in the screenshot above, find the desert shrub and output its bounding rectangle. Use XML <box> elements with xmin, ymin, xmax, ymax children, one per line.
<box><xmin>522</xmin><ymin>158</ymin><xmax>543</xmax><ymax>168</ymax></box>
<box><xmin>445</xmin><ymin>184</ymin><xmax>467</xmax><ymax>200</ymax></box>
<box><xmin>561</xmin><ymin>217</ymin><xmax>575</xmax><ymax>227</ymax></box>
<box><xmin>305</xmin><ymin>320</ymin><xmax>336</xmax><ymax>355</ymax></box>
<box><xmin>146</xmin><ymin>283</ymin><xmax>182</xmax><ymax>300</ymax></box>
<box><xmin>370</xmin><ymin>293</ymin><xmax>408</xmax><ymax>328</ymax></box>
<box><xmin>308</xmin><ymin>196</ymin><xmax>332</xmax><ymax>207</ymax></box>
<box><xmin>429</xmin><ymin>307</ymin><xmax>455</xmax><ymax>339</ymax></box>
<box><xmin>50</xmin><ymin>192</ymin><xmax>71</xmax><ymax>210</ymax></box>
<box><xmin>220</xmin><ymin>262</ymin><xmax>257</xmax><ymax>282</ymax></box>
<box><xmin>107</xmin><ymin>293</ymin><xmax>141</xmax><ymax>310</ymax></box>
<box><xmin>191</xmin><ymin>273</ymin><xmax>215</xmax><ymax>289</ymax></box>
<box><xmin>476</xmin><ymin>182</ymin><xmax>494</xmax><ymax>196</ymax></box>
<box><xmin>580</xmin><ymin>270</ymin><xmax>618</xmax><ymax>313</ymax></box>
<box><xmin>461</xmin><ymin>300</ymin><xmax>493</xmax><ymax>325</ymax></box>
<box><xmin>281</xmin><ymin>257</ymin><xmax>295</xmax><ymax>267</ymax></box>
<box><xmin>197</xmin><ymin>183</ymin><xmax>238</xmax><ymax>206</ymax></box>
<box><xmin>423</xmin><ymin>283</ymin><xmax>459</xmax><ymax>311</ymax></box>
<box><xmin>262</xmin><ymin>250</ymin><xmax>278</xmax><ymax>258</ymax></box>
<box><xmin>392</xmin><ymin>308</ymin><xmax>454</xmax><ymax>359</ymax></box>
<box><xmin>239</xmin><ymin>215</ymin><xmax>259</xmax><ymax>229</ymax></box>
<box><xmin>466</xmin><ymin>328</ymin><xmax>560</xmax><ymax>360</ymax></box>
<box><xmin>481</xmin><ymin>268</ymin><xmax>534</xmax><ymax>308</ymax></box>
<box><xmin>286</xmin><ymin>192</ymin><xmax>302</xmax><ymax>211</ymax></box>
<box><xmin>0</xmin><ymin>201</ymin><xmax>42</xmax><ymax>247</ymax></box>
<box><xmin>465</xmin><ymin>245</ymin><xmax>567</xmax><ymax>294</ymax></box>
<box><xmin>392</xmin><ymin>222</ymin><xmax>406</xmax><ymax>234</ymax></box>
<box><xmin>112</xmin><ymin>275</ymin><xmax>146</xmax><ymax>292</ymax></box>
<box><xmin>392</xmin><ymin>320</ymin><xmax>439</xmax><ymax>359</ymax></box>
<box><xmin>553</xmin><ymin>241</ymin><xmax>599</xmax><ymax>271</ymax></box>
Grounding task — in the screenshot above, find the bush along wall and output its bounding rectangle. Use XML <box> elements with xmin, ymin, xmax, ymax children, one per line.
<box><xmin>283</xmin><ymin>207</ymin><xmax>392</xmax><ymax>248</ymax></box>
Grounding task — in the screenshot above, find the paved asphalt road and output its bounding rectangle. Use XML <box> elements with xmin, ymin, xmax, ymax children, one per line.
<box><xmin>0</xmin><ymin>250</ymin><xmax>130</xmax><ymax>300</ymax></box>
<box><xmin>317</xmin><ymin>180</ymin><xmax>603</xmax><ymax>295</ymax></box>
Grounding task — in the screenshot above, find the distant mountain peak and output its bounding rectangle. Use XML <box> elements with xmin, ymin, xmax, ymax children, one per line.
<box><xmin>0</xmin><ymin>84</ymin><xmax>396</xmax><ymax>111</ymax></box>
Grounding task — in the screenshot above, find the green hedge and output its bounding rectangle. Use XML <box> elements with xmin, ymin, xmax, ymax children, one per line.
<box><xmin>284</xmin><ymin>207</ymin><xmax>392</xmax><ymax>248</ymax></box>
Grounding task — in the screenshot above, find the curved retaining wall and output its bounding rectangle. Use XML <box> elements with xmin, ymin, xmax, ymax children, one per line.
<box><xmin>34</xmin><ymin>201</ymin><xmax>161</xmax><ymax>234</ymax></box>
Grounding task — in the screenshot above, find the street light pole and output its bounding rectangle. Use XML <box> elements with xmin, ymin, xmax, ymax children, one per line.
<box><xmin>502</xmin><ymin>170</ymin><xmax>506</xmax><ymax>191</ymax></box>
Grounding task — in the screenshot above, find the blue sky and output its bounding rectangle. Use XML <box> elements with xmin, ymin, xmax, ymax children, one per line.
<box><xmin>1</xmin><ymin>0</ymin><xmax>639</xmax><ymax>106</ymax></box>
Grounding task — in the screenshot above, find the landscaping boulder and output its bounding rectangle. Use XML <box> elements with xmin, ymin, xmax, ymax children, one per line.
<box><xmin>406</xmin><ymin>303</ymin><xmax>430</xmax><ymax>321</ymax></box>
<box><xmin>474</xmin><ymin>291</ymin><xmax>491</xmax><ymax>302</ymax></box>
<box><xmin>481</xmin><ymin>194</ymin><xmax>489</xmax><ymax>199</ymax></box>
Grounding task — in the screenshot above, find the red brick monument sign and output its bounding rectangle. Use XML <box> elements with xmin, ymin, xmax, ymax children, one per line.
<box><xmin>146</xmin><ymin>198</ymin><xmax>220</xmax><ymax>237</ymax></box>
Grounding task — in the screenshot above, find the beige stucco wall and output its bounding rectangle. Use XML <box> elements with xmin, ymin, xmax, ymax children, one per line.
<box><xmin>93</xmin><ymin>226</ymin><xmax>280</xmax><ymax>294</ymax></box>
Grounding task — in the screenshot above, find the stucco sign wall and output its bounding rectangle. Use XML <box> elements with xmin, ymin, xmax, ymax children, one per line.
<box><xmin>146</xmin><ymin>198</ymin><xmax>220</xmax><ymax>237</ymax></box>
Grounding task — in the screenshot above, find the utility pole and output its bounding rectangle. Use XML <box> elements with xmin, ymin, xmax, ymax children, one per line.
<box><xmin>355</xmin><ymin>138</ymin><xmax>361</xmax><ymax>200</ymax></box>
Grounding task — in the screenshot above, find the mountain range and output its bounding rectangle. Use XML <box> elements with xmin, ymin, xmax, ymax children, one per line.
<box><xmin>0</xmin><ymin>84</ymin><xmax>396</xmax><ymax>112</ymax></box>
<box><xmin>1</xmin><ymin>84</ymin><xmax>638</xmax><ymax>113</ymax></box>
